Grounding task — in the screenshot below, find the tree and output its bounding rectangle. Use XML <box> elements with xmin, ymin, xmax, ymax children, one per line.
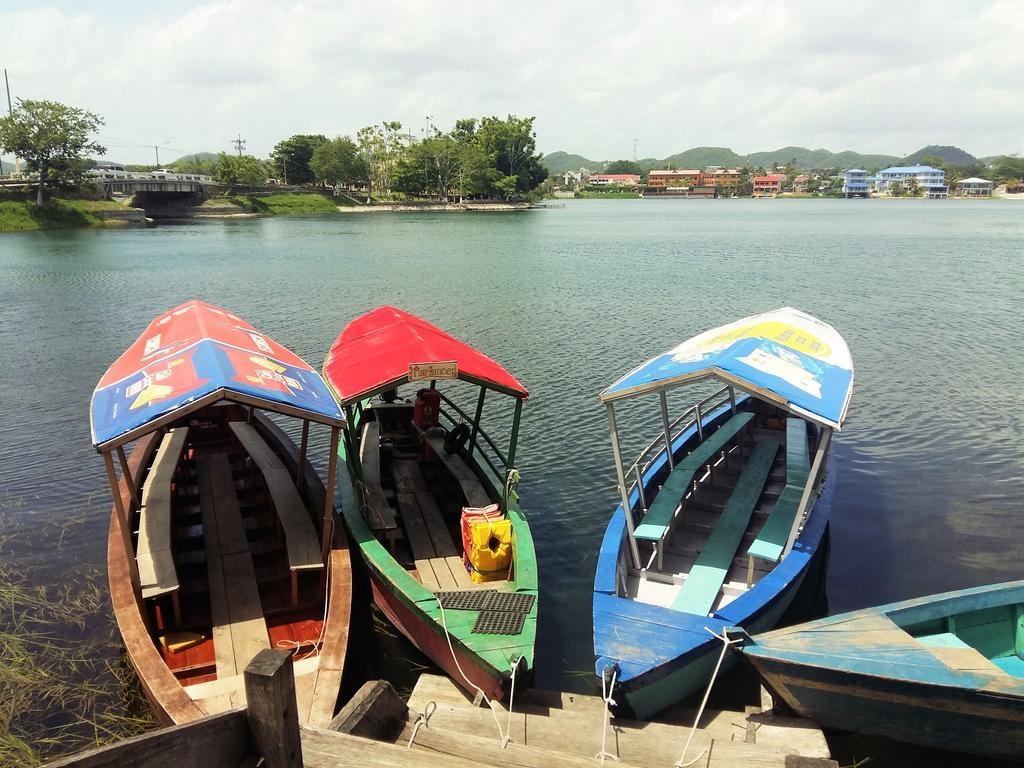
<box><xmin>475</xmin><ymin>115</ymin><xmax>548</xmax><ymax>198</ymax></box>
<box><xmin>604</xmin><ymin>159</ymin><xmax>642</xmax><ymax>176</ymax></box>
<box><xmin>271</xmin><ymin>134</ymin><xmax>327</xmax><ymax>185</ymax></box>
<box><xmin>905</xmin><ymin>176</ymin><xmax>920</xmax><ymax>197</ymax></box>
<box><xmin>214</xmin><ymin>153</ymin><xmax>269</xmax><ymax>187</ymax></box>
<box><xmin>357</xmin><ymin>121</ymin><xmax>405</xmax><ymax>200</ymax></box>
<box><xmin>991</xmin><ymin>155</ymin><xmax>1024</xmax><ymax>183</ymax></box>
<box><xmin>310</xmin><ymin>136</ymin><xmax>363</xmax><ymax>189</ymax></box>
<box><xmin>0</xmin><ymin>98</ymin><xmax>105</xmax><ymax>205</ymax></box>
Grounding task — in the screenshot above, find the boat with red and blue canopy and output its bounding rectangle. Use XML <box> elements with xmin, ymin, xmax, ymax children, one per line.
<box><xmin>91</xmin><ymin>300</ymin><xmax>351</xmax><ymax>726</ymax></box>
<box><xmin>592</xmin><ymin>307</ymin><xmax>854</xmax><ymax>719</ymax></box>
<box><xmin>324</xmin><ymin>306</ymin><xmax>537</xmax><ymax>703</ymax></box>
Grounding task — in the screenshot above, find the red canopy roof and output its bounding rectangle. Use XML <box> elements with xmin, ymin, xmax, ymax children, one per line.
<box><xmin>324</xmin><ymin>307</ymin><xmax>528</xmax><ymax>405</ymax></box>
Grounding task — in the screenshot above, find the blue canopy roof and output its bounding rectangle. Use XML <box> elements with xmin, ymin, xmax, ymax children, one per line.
<box><xmin>600</xmin><ymin>308</ymin><xmax>854</xmax><ymax>430</ymax></box>
<box><xmin>91</xmin><ymin>301</ymin><xmax>344</xmax><ymax>450</ymax></box>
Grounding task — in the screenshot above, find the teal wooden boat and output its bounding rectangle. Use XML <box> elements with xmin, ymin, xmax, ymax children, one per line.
<box><xmin>732</xmin><ymin>581</ymin><xmax>1024</xmax><ymax>760</ymax></box>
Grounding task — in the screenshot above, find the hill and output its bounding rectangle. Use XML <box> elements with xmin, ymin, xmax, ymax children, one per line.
<box><xmin>902</xmin><ymin>145</ymin><xmax>978</xmax><ymax>166</ymax></box>
<box><xmin>542</xmin><ymin>151</ymin><xmax>602</xmax><ymax>174</ymax></box>
<box><xmin>658</xmin><ymin>147</ymin><xmax>746</xmax><ymax>170</ymax></box>
<box><xmin>746</xmin><ymin>146</ymin><xmax>898</xmax><ymax>170</ymax></box>
<box><xmin>170</xmin><ymin>151</ymin><xmax>220</xmax><ymax>165</ymax></box>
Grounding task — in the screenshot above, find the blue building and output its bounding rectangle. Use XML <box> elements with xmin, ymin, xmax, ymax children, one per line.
<box><xmin>842</xmin><ymin>169</ymin><xmax>869</xmax><ymax>198</ymax></box>
<box><xmin>877</xmin><ymin>165</ymin><xmax>948</xmax><ymax>198</ymax></box>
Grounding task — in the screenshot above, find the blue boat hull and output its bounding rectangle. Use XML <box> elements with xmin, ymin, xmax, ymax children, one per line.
<box><xmin>751</xmin><ymin>655</ymin><xmax>1024</xmax><ymax>760</ymax></box>
<box><xmin>593</xmin><ymin>402</ymin><xmax>834</xmax><ymax>720</ymax></box>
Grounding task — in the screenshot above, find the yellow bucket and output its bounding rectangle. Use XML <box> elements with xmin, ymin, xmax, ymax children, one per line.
<box><xmin>466</xmin><ymin>518</ymin><xmax>513</xmax><ymax>583</ymax></box>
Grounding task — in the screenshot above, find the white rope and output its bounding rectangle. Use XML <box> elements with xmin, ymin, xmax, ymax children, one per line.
<box><xmin>504</xmin><ymin>655</ymin><xmax>524</xmax><ymax>748</ymax></box>
<box><xmin>674</xmin><ymin>628</ymin><xmax>743</xmax><ymax>768</ymax></box>
<box><xmin>434</xmin><ymin>594</ymin><xmax>517</xmax><ymax>748</ymax></box>
<box><xmin>407</xmin><ymin>700</ymin><xmax>436</xmax><ymax>748</ymax></box>
<box><xmin>275</xmin><ymin>549</ymin><xmax>332</xmax><ymax>661</ymax></box>
<box><xmin>595</xmin><ymin>667</ymin><xmax>621</xmax><ymax>764</ymax></box>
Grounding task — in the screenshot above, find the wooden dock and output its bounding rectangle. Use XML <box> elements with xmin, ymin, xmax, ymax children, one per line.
<box><xmin>44</xmin><ymin>650</ymin><xmax>835</xmax><ymax>768</ymax></box>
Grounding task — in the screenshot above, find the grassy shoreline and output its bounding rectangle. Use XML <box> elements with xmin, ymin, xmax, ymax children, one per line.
<box><xmin>0</xmin><ymin>198</ymin><xmax>130</xmax><ymax>233</ymax></box>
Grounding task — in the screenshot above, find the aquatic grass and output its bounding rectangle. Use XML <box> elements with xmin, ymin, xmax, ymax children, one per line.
<box><xmin>0</xmin><ymin>535</ymin><xmax>155</xmax><ymax>766</ymax></box>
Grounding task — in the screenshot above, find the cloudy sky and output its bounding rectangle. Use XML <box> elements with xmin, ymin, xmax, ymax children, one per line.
<box><xmin>1</xmin><ymin>0</ymin><xmax>1021</xmax><ymax>165</ymax></box>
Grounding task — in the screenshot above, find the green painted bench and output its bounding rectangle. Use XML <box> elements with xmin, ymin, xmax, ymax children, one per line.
<box><xmin>746</xmin><ymin>418</ymin><xmax>811</xmax><ymax>565</ymax></box>
<box><xmin>671</xmin><ymin>440</ymin><xmax>779</xmax><ymax>615</ymax></box>
<box><xmin>917</xmin><ymin>632</ymin><xmax>972</xmax><ymax>649</ymax></box>
<box><xmin>633</xmin><ymin>411</ymin><xmax>754</xmax><ymax>543</ymax></box>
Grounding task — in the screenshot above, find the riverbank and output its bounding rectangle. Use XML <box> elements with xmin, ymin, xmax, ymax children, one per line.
<box><xmin>0</xmin><ymin>198</ymin><xmax>140</xmax><ymax>232</ymax></box>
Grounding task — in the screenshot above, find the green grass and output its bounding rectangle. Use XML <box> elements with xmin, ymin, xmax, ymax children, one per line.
<box><xmin>228</xmin><ymin>193</ymin><xmax>340</xmax><ymax>215</ymax></box>
<box><xmin>0</xmin><ymin>198</ymin><xmax>123</xmax><ymax>232</ymax></box>
<box><xmin>574</xmin><ymin>190</ymin><xmax>641</xmax><ymax>199</ymax></box>
<box><xmin>0</xmin><ymin>506</ymin><xmax>156</xmax><ymax>765</ymax></box>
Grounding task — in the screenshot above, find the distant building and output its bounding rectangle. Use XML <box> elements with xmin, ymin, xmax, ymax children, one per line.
<box><xmin>753</xmin><ymin>174</ymin><xmax>784</xmax><ymax>197</ymax></box>
<box><xmin>956</xmin><ymin>177</ymin><xmax>992</xmax><ymax>197</ymax></box>
<box><xmin>589</xmin><ymin>173</ymin><xmax>641</xmax><ymax>187</ymax></box>
<box><xmin>842</xmin><ymin>169</ymin><xmax>869</xmax><ymax>198</ymax></box>
<box><xmin>792</xmin><ymin>174</ymin><xmax>810</xmax><ymax>193</ymax></box>
<box><xmin>647</xmin><ymin>169</ymin><xmax>702</xmax><ymax>189</ymax></box>
<box><xmin>701</xmin><ymin>168</ymin><xmax>741</xmax><ymax>195</ymax></box>
<box><xmin>877</xmin><ymin>165</ymin><xmax>947</xmax><ymax>198</ymax></box>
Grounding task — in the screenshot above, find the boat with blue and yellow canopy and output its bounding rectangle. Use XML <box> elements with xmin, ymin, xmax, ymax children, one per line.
<box><xmin>592</xmin><ymin>307</ymin><xmax>854</xmax><ymax>719</ymax></box>
<box><xmin>91</xmin><ymin>300</ymin><xmax>351</xmax><ymax>726</ymax></box>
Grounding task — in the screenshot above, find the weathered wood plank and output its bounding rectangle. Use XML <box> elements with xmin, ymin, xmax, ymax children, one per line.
<box><xmin>359</xmin><ymin>420</ymin><xmax>398</xmax><ymax>533</ymax></box>
<box><xmin>329</xmin><ymin>680</ymin><xmax>408</xmax><ymax>739</ymax></box>
<box><xmin>244</xmin><ymin>650</ymin><xmax>303</xmax><ymax>768</ymax></box>
<box><xmin>42</xmin><ymin>710</ymin><xmax>249</xmax><ymax>768</ymax></box>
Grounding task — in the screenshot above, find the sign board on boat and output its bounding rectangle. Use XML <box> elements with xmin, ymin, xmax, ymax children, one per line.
<box><xmin>409</xmin><ymin>361</ymin><xmax>458</xmax><ymax>381</ymax></box>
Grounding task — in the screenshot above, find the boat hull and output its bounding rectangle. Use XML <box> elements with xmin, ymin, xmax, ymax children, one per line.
<box><xmin>107</xmin><ymin>413</ymin><xmax>351</xmax><ymax>726</ymax></box>
<box><xmin>594</xmin><ymin>401</ymin><xmax>834</xmax><ymax>720</ymax></box>
<box><xmin>749</xmin><ymin>655</ymin><xmax>1024</xmax><ymax>760</ymax></box>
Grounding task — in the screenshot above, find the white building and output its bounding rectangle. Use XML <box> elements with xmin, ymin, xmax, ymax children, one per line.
<box><xmin>877</xmin><ymin>165</ymin><xmax>948</xmax><ymax>198</ymax></box>
<box><xmin>956</xmin><ymin>177</ymin><xmax>993</xmax><ymax>197</ymax></box>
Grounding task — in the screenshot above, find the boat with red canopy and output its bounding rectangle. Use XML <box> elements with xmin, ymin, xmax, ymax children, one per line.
<box><xmin>91</xmin><ymin>300</ymin><xmax>351</xmax><ymax>726</ymax></box>
<box><xmin>324</xmin><ymin>306</ymin><xmax>537</xmax><ymax>703</ymax></box>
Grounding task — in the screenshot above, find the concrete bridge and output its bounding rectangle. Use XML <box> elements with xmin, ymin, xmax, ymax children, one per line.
<box><xmin>97</xmin><ymin>175</ymin><xmax>227</xmax><ymax>217</ymax></box>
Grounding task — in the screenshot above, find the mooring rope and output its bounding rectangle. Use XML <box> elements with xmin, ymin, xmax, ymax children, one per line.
<box><xmin>674</xmin><ymin>627</ymin><xmax>743</xmax><ymax>768</ymax></box>
<box><xmin>434</xmin><ymin>594</ymin><xmax>518</xmax><ymax>748</ymax></box>
<box><xmin>275</xmin><ymin>547</ymin><xmax>332</xmax><ymax>661</ymax></box>
<box><xmin>406</xmin><ymin>700</ymin><xmax>437</xmax><ymax>748</ymax></box>
<box><xmin>595</xmin><ymin>667</ymin><xmax>621</xmax><ymax>765</ymax></box>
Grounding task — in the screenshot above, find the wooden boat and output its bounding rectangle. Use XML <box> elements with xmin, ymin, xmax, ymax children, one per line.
<box><xmin>592</xmin><ymin>308</ymin><xmax>854</xmax><ymax>719</ymax></box>
<box><xmin>323</xmin><ymin>306</ymin><xmax>537</xmax><ymax>703</ymax></box>
<box><xmin>732</xmin><ymin>581</ymin><xmax>1024</xmax><ymax>760</ymax></box>
<box><xmin>91</xmin><ymin>300</ymin><xmax>351</xmax><ymax>726</ymax></box>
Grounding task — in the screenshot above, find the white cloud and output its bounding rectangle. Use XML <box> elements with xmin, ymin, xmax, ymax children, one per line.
<box><xmin>1</xmin><ymin>0</ymin><xmax>1020</xmax><ymax>164</ymax></box>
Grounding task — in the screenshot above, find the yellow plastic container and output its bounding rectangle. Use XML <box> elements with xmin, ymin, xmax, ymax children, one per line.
<box><xmin>467</xmin><ymin>518</ymin><xmax>513</xmax><ymax>583</ymax></box>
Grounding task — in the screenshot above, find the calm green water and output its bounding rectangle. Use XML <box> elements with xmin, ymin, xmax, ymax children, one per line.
<box><xmin>1</xmin><ymin>199</ymin><xmax>1022</xmax><ymax>755</ymax></box>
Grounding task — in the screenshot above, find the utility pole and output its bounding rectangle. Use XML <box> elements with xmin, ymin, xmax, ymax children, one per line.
<box><xmin>4</xmin><ymin>68</ymin><xmax>19</xmax><ymax>175</ymax></box>
<box><xmin>232</xmin><ymin>134</ymin><xmax>246</xmax><ymax>157</ymax></box>
<box><xmin>633</xmin><ymin>139</ymin><xmax>638</xmax><ymax>163</ymax></box>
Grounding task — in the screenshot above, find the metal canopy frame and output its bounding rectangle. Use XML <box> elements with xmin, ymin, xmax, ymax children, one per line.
<box><xmin>335</xmin><ymin>370</ymin><xmax>527</xmax><ymax>410</ymax></box>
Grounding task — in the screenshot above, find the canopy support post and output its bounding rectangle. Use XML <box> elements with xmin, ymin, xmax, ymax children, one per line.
<box><xmin>659</xmin><ymin>390</ymin><xmax>674</xmax><ymax>470</ymax></box>
<box><xmin>728</xmin><ymin>385</ymin><xmax>736</xmax><ymax>414</ymax></box>
<box><xmin>116</xmin><ymin>446</ymin><xmax>139</xmax><ymax>510</ymax></box>
<box><xmin>695</xmin><ymin>402</ymin><xmax>704</xmax><ymax>442</ymax></box>
<box><xmin>506</xmin><ymin>398</ymin><xmax>522</xmax><ymax>470</ymax></box>
<box><xmin>469</xmin><ymin>386</ymin><xmax>486</xmax><ymax>459</ymax></box>
<box><xmin>783</xmin><ymin>426</ymin><xmax>832</xmax><ymax>557</ymax></box>
<box><xmin>103</xmin><ymin>451</ymin><xmax>140</xmax><ymax>594</ymax></box>
<box><xmin>606</xmin><ymin>402</ymin><xmax>641</xmax><ymax>570</ymax></box>
<box><xmin>296</xmin><ymin>419</ymin><xmax>309</xmax><ymax>490</ymax></box>
<box><xmin>321</xmin><ymin>426</ymin><xmax>340</xmax><ymax>565</ymax></box>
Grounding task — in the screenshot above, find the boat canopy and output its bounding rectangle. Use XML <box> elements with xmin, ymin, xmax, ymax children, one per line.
<box><xmin>600</xmin><ymin>307</ymin><xmax>854</xmax><ymax>430</ymax></box>
<box><xmin>323</xmin><ymin>306</ymin><xmax>528</xmax><ymax>406</ymax></box>
<box><xmin>90</xmin><ymin>300</ymin><xmax>344</xmax><ymax>450</ymax></box>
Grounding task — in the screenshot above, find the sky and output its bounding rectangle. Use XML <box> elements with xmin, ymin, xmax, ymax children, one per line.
<box><xmin>1</xmin><ymin>0</ymin><xmax>1021</xmax><ymax>165</ymax></box>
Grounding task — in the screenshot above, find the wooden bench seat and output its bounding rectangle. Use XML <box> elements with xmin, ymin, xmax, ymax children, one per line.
<box><xmin>137</xmin><ymin>427</ymin><xmax>189</xmax><ymax>624</ymax></box>
<box><xmin>359</xmin><ymin>421</ymin><xmax>398</xmax><ymax>546</ymax></box>
<box><xmin>633</xmin><ymin>411</ymin><xmax>754</xmax><ymax>543</ymax></box>
<box><xmin>228</xmin><ymin>422</ymin><xmax>322</xmax><ymax>604</ymax></box>
<box><xmin>392</xmin><ymin>459</ymin><xmax>474</xmax><ymax>591</ymax></box>
<box><xmin>419</xmin><ymin>430</ymin><xmax>493</xmax><ymax>508</ymax></box>
<box><xmin>195</xmin><ymin>452</ymin><xmax>269</xmax><ymax>711</ymax></box>
<box><xmin>671</xmin><ymin>440</ymin><xmax>779</xmax><ymax>615</ymax></box>
<box><xmin>747</xmin><ymin>418</ymin><xmax>811</xmax><ymax>564</ymax></box>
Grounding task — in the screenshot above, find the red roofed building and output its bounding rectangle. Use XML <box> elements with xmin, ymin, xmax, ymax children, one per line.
<box><xmin>589</xmin><ymin>173</ymin><xmax>641</xmax><ymax>187</ymax></box>
<box><xmin>647</xmin><ymin>169</ymin><xmax>702</xmax><ymax>189</ymax></box>
<box><xmin>753</xmin><ymin>174</ymin><xmax>785</xmax><ymax>197</ymax></box>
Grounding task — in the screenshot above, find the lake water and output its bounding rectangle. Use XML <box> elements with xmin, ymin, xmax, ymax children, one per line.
<box><xmin>1</xmin><ymin>199</ymin><xmax>1022</xmax><ymax>758</ymax></box>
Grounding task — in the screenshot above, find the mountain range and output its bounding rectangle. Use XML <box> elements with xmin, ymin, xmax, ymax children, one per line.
<box><xmin>542</xmin><ymin>145</ymin><xmax>989</xmax><ymax>175</ymax></box>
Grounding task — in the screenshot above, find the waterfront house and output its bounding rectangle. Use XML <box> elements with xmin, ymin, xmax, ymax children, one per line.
<box><xmin>877</xmin><ymin>165</ymin><xmax>948</xmax><ymax>198</ymax></box>
<box><xmin>647</xmin><ymin>169</ymin><xmax>702</xmax><ymax>189</ymax></box>
<box><xmin>956</xmin><ymin>177</ymin><xmax>993</xmax><ymax>197</ymax></box>
<box><xmin>701</xmin><ymin>168</ymin><xmax>741</xmax><ymax>195</ymax></box>
<box><xmin>753</xmin><ymin>174</ymin><xmax>784</xmax><ymax>197</ymax></box>
<box><xmin>841</xmin><ymin>169</ymin><xmax>869</xmax><ymax>198</ymax></box>
<box><xmin>792</xmin><ymin>174</ymin><xmax>810</xmax><ymax>193</ymax></box>
<box><xmin>590</xmin><ymin>173</ymin><xmax>641</xmax><ymax>187</ymax></box>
